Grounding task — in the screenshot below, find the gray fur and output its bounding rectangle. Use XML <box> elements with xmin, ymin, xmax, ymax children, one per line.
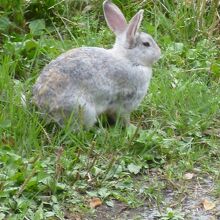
<box><xmin>32</xmin><ymin>0</ymin><xmax>161</xmax><ymax>129</ymax></box>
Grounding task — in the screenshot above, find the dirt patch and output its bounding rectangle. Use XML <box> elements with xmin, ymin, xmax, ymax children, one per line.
<box><xmin>87</xmin><ymin>175</ymin><xmax>220</xmax><ymax>220</ymax></box>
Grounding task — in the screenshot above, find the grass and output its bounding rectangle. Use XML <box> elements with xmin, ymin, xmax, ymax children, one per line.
<box><xmin>0</xmin><ymin>0</ymin><xmax>220</xmax><ymax>219</ymax></box>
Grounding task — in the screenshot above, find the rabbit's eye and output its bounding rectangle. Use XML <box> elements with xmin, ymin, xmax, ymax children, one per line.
<box><xmin>143</xmin><ymin>42</ymin><xmax>150</xmax><ymax>47</ymax></box>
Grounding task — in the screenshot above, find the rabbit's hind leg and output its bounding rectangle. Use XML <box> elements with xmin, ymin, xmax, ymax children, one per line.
<box><xmin>120</xmin><ymin>113</ymin><xmax>130</xmax><ymax>127</ymax></box>
<box><xmin>80</xmin><ymin>104</ymin><xmax>97</xmax><ymax>129</ymax></box>
<box><xmin>49</xmin><ymin>103</ymin><xmax>97</xmax><ymax>130</ymax></box>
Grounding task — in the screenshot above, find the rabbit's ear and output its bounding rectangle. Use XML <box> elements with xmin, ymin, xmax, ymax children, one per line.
<box><xmin>126</xmin><ymin>10</ymin><xmax>144</xmax><ymax>45</ymax></box>
<box><xmin>103</xmin><ymin>0</ymin><xmax>127</xmax><ymax>35</ymax></box>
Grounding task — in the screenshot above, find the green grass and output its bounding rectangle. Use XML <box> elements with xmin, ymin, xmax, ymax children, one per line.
<box><xmin>0</xmin><ymin>0</ymin><xmax>220</xmax><ymax>219</ymax></box>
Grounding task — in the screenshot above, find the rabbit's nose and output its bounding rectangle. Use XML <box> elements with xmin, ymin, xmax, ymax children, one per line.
<box><xmin>157</xmin><ymin>46</ymin><xmax>162</xmax><ymax>58</ymax></box>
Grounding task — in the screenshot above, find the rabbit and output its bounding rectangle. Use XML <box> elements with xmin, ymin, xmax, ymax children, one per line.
<box><xmin>32</xmin><ymin>0</ymin><xmax>161</xmax><ymax>130</ymax></box>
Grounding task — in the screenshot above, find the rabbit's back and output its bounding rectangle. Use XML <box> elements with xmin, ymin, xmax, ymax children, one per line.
<box><xmin>33</xmin><ymin>47</ymin><xmax>151</xmax><ymax>118</ymax></box>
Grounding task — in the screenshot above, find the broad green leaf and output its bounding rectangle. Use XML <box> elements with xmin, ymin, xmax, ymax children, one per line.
<box><xmin>98</xmin><ymin>187</ymin><xmax>110</xmax><ymax>198</ymax></box>
<box><xmin>45</xmin><ymin>212</ymin><xmax>55</xmax><ymax>218</ymax></box>
<box><xmin>211</xmin><ymin>63</ymin><xmax>220</xmax><ymax>77</ymax></box>
<box><xmin>168</xmin><ymin>42</ymin><xmax>184</xmax><ymax>53</ymax></box>
<box><xmin>0</xmin><ymin>213</ymin><xmax>5</xmax><ymax>220</ymax></box>
<box><xmin>0</xmin><ymin>119</ymin><xmax>11</xmax><ymax>128</ymax></box>
<box><xmin>86</xmin><ymin>191</ymin><xmax>98</xmax><ymax>197</ymax></box>
<box><xmin>106</xmin><ymin>200</ymin><xmax>114</xmax><ymax>207</ymax></box>
<box><xmin>33</xmin><ymin>206</ymin><xmax>44</xmax><ymax>220</ymax></box>
<box><xmin>127</xmin><ymin>163</ymin><xmax>141</xmax><ymax>174</ymax></box>
<box><xmin>126</xmin><ymin>124</ymin><xmax>138</xmax><ymax>138</ymax></box>
<box><xmin>29</xmin><ymin>19</ymin><xmax>45</xmax><ymax>36</ymax></box>
<box><xmin>0</xmin><ymin>16</ymin><xmax>11</xmax><ymax>32</ymax></box>
<box><xmin>24</xmin><ymin>39</ymin><xmax>38</xmax><ymax>51</ymax></box>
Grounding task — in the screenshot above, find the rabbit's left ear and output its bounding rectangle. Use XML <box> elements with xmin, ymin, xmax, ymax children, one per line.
<box><xmin>103</xmin><ymin>0</ymin><xmax>127</xmax><ymax>35</ymax></box>
<box><xmin>126</xmin><ymin>10</ymin><xmax>144</xmax><ymax>45</ymax></box>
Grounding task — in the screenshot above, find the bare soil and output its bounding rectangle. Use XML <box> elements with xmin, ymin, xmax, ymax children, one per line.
<box><xmin>91</xmin><ymin>175</ymin><xmax>220</xmax><ymax>219</ymax></box>
<box><xmin>65</xmin><ymin>172</ymin><xmax>220</xmax><ymax>220</ymax></box>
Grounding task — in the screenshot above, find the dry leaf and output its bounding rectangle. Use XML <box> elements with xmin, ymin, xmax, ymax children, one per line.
<box><xmin>90</xmin><ymin>197</ymin><xmax>102</xmax><ymax>208</ymax></box>
<box><xmin>2</xmin><ymin>136</ymin><xmax>15</xmax><ymax>146</ymax></box>
<box><xmin>202</xmin><ymin>199</ymin><xmax>216</xmax><ymax>211</ymax></box>
<box><xmin>183</xmin><ymin>172</ymin><xmax>194</xmax><ymax>180</ymax></box>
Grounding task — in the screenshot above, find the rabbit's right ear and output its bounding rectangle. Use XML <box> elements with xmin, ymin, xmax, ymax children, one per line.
<box><xmin>126</xmin><ymin>10</ymin><xmax>144</xmax><ymax>45</ymax></box>
<box><xmin>103</xmin><ymin>0</ymin><xmax>127</xmax><ymax>35</ymax></box>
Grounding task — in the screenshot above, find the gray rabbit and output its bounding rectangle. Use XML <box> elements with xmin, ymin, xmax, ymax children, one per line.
<box><xmin>32</xmin><ymin>0</ymin><xmax>161</xmax><ymax>129</ymax></box>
